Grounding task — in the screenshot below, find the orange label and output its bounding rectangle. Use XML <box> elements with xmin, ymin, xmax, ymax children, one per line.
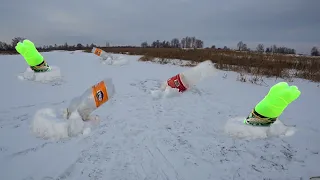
<box><xmin>91</xmin><ymin>80</ymin><xmax>109</xmax><ymax>108</ymax></box>
<box><xmin>94</xmin><ymin>48</ymin><xmax>103</xmax><ymax>56</ymax></box>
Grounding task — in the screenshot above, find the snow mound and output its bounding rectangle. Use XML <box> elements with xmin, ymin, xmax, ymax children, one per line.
<box><xmin>150</xmin><ymin>86</ymin><xmax>181</xmax><ymax>99</ymax></box>
<box><xmin>224</xmin><ymin>116</ymin><xmax>296</xmax><ymax>139</ymax></box>
<box><xmin>100</xmin><ymin>55</ymin><xmax>129</xmax><ymax>66</ymax></box>
<box><xmin>31</xmin><ymin>108</ymin><xmax>100</xmax><ymax>140</ymax></box>
<box><xmin>17</xmin><ymin>66</ymin><xmax>62</xmax><ymax>83</ymax></box>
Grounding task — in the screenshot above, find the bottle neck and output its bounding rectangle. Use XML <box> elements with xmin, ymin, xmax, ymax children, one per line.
<box><xmin>245</xmin><ymin>109</ymin><xmax>277</xmax><ymax>126</ymax></box>
<box><xmin>30</xmin><ymin>60</ymin><xmax>50</xmax><ymax>72</ymax></box>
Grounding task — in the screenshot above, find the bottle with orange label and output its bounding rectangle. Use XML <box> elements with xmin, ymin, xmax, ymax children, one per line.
<box><xmin>91</xmin><ymin>47</ymin><xmax>111</xmax><ymax>60</ymax></box>
<box><xmin>161</xmin><ymin>60</ymin><xmax>217</xmax><ymax>92</ymax></box>
<box><xmin>65</xmin><ymin>78</ymin><xmax>115</xmax><ymax>121</ymax></box>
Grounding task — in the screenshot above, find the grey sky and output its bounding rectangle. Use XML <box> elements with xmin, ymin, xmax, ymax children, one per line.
<box><xmin>0</xmin><ymin>0</ymin><xmax>319</xmax><ymax>54</ymax></box>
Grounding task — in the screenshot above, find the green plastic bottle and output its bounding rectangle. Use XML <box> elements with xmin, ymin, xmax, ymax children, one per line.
<box><xmin>15</xmin><ymin>39</ymin><xmax>44</xmax><ymax>66</ymax></box>
<box><xmin>245</xmin><ymin>82</ymin><xmax>301</xmax><ymax>126</ymax></box>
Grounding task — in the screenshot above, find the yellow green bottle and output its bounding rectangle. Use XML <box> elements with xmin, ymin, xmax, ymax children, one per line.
<box><xmin>15</xmin><ymin>39</ymin><xmax>51</xmax><ymax>72</ymax></box>
<box><xmin>244</xmin><ymin>82</ymin><xmax>301</xmax><ymax>126</ymax></box>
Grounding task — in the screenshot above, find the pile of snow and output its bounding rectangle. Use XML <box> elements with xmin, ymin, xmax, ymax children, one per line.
<box><xmin>224</xmin><ymin>116</ymin><xmax>295</xmax><ymax>139</ymax></box>
<box><xmin>31</xmin><ymin>108</ymin><xmax>100</xmax><ymax>140</ymax></box>
<box><xmin>17</xmin><ymin>66</ymin><xmax>62</xmax><ymax>83</ymax></box>
<box><xmin>100</xmin><ymin>54</ymin><xmax>129</xmax><ymax>66</ymax></box>
<box><xmin>150</xmin><ymin>86</ymin><xmax>181</xmax><ymax>99</ymax></box>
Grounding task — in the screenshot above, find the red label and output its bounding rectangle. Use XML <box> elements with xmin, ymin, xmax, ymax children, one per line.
<box><xmin>167</xmin><ymin>74</ymin><xmax>187</xmax><ymax>92</ymax></box>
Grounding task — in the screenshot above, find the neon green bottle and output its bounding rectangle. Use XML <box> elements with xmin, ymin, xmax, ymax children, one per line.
<box><xmin>245</xmin><ymin>82</ymin><xmax>301</xmax><ymax>126</ymax></box>
<box><xmin>15</xmin><ymin>39</ymin><xmax>50</xmax><ymax>72</ymax></box>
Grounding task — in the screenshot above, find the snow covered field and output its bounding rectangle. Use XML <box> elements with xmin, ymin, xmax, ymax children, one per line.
<box><xmin>0</xmin><ymin>50</ymin><xmax>319</xmax><ymax>180</ymax></box>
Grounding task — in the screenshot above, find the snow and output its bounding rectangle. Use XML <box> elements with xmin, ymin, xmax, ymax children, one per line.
<box><xmin>0</xmin><ymin>50</ymin><xmax>319</xmax><ymax>180</ymax></box>
<box><xmin>99</xmin><ymin>54</ymin><xmax>129</xmax><ymax>66</ymax></box>
<box><xmin>224</xmin><ymin>117</ymin><xmax>295</xmax><ymax>139</ymax></box>
<box><xmin>31</xmin><ymin>108</ymin><xmax>99</xmax><ymax>140</ymax></box>
<box><xmin>17</xmin><ymin>66</ymin><xmax>62</xmax><ymax>84</ymax></box>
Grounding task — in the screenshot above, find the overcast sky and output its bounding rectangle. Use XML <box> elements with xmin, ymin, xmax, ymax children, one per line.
<box><xmin>0</xmin><ymin>0</ymin><xmax>319</xmax><ymax>54</ymax></box>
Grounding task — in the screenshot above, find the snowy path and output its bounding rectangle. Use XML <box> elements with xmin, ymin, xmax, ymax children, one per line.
<box><xmin>0</xmin><ymin>51</ymin><xmax>319</xmax><ymax>180</ymax></box>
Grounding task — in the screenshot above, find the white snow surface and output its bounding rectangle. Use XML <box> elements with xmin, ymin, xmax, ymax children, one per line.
<box><xmin>17</xmin><ymin>66</ymin><xmax>62</xmax><ymax>84</ymax></box>
<box><xmin>0</xmin><ymin>50</ymin><xmax>319</xmax><ymax>180</ymax></box>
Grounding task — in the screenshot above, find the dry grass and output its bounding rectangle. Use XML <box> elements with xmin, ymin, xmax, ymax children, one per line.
<box><xmin>83</xmin><ymin>47</ymin><xmax>320</xmax><ymax>82</ymax></box>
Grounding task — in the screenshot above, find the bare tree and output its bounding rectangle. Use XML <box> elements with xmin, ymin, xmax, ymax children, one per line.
<box><xmin>0</xmin><ymin>41</ymin><xmax>5</xmax><ymax>50</ymax></box>
<box><xmin>141</xmin><ymin>41</ymin><xmax>148</xmax><ymax>48</ymax></box>
<box><xmin>190</xmin><ymin>37</ymin><xmax>196</xmax><ymax>48</ymax></box>
<box><xmin>256</xmin><ymin>44</ymin><xmax>264</xmax><ymax>53</ymax></box>
<box><xmin>181</xmin><ymin>38</ymin><xmax>186</xmax><ymax>48</ymax></box>
<box><xmin>11</xmin><ymin>37</ymin><xmax>26</xmax><ymax>47</ymax></box>
<box><xmin>272</xmin><ymin>45</ymin><xmax>277</xmax><ymax>53</ymax></box>
<box><xmin>186</xmin><ymin>37</ymin><xmax>192</xmax><ymax>48</ymax></box>
<box><xmin>76</xmin><ymin>43</ymin><xmax>83</xmax><ymax>49</ymax></box>
<box><xmin>242</xmin><ymin>43</ymin><xmax>248</xmax><ymax>51</ymax></box>
<box><xmin>311</xmin><ymin>46</ymin><xmax>319</xmax><ymax>56</ymax></box>
<box><xmin>237</xmin><ymin>41</ymin><xmax>244</xmax><ymax>51</ymax></box>
<box><xmin>195</xmin><ymin>39</ymin><xmax>203</xmax><ymax>48</ymax></box>
<box><xmin>170</xmin><ymin>38</ymin><xmax>180</xmax><ymax>48</ymax></box>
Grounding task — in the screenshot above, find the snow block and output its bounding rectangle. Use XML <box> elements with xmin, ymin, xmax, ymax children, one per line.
<box><xmin>17</xmin><ymin>65</ymin><xmax>62</xmax><ymax>83</ymax></box>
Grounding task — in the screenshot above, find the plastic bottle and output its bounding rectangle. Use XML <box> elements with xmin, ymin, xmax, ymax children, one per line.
<box><xmin>91</xmin><ymin>47</ymin><xmax>111</xmax><ymax>60</ymax></box>
<box><xmin>163</xmin><ymin>60</ymin><xmax>217</xmax><ymax>92</ymax></box>
<box><xmin>244</xmin><ymin>82</ymin><xmax>300</xmax><ymax>126</ymax></box>
<box><xmin>15</xmin><ymin>39</ymin><xmax>51</xmax><ymax>72</ymax></box>
<box><xmin>66</xmin><ymin>78</ymin><xmax>115</xmax><ymax>120</ymax></box>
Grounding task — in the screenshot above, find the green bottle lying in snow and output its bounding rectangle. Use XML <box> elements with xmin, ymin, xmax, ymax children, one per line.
<box><xmin>15</xmin><ymin>39</ymin><xmax>51</xmax><ymax>72</ymax></box>
<box><xmin>244</xmin><ymin>82</ymin><xmax>301</xmax><ymax>126</ymax></box>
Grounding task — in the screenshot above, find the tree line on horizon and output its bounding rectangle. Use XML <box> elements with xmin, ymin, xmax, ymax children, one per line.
<box><xmin>0</xmin><ymin>36</ymin><xmax>319</xmax><ymax>56</ymax></box>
